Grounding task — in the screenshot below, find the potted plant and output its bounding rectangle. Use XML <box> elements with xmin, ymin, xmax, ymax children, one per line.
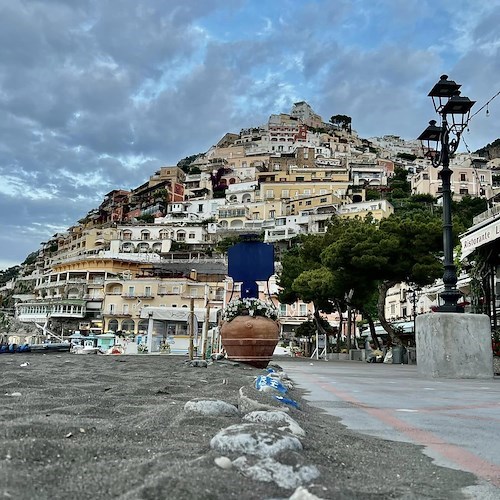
<box><xmin>492</xmin><ymin>330</ymin><xmax>500</xmax><ymax>375</ymax></box>
<box><xmin>221</xmin><ymin>297</ymin><xmax>279</xmax><ymax>322</ymax></box>
<box><xmin>220</xmin><ymin>298</ymin><xmax>280</xmax><ymax>368</ymax></box>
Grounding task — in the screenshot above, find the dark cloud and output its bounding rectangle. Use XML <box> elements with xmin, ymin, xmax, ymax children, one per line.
<box><xmin>1</xmin><ymin>0</ymin><xmax>499</xmax><ymax>269</ymax></box>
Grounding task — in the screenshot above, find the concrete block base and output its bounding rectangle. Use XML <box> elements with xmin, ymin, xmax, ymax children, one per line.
<box><xmin>416</xmin><ymin>313</ymin><xmax>493</xmax><ymax>379</ymax></box>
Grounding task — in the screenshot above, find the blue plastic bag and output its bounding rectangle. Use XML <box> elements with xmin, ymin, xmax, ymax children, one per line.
<box><xmin>255</xmin><ymin>375</ymin><xmax>288</xmax><ymax>394</ymax></box>
<box><xmin>274</xmin><ymin>396</ymin><xmax>300</xmax><ymax>409</ymax></box>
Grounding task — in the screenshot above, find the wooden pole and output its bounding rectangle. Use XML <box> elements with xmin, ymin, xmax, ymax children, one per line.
<box><xmin>188</xmin><ymin>298</ymin><xmax>195</xmax><ymax>360</ymax></box>
<box><xmin>202</xmin><ymin>304</ymin><xmax>210</xmax><ymax>360</ymax></box>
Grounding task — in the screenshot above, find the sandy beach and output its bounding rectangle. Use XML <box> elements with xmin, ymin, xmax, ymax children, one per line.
<box><xmin>0</xmin><ymin>354</ymin><xmax>477</xmax><ymax>499</ymax></box>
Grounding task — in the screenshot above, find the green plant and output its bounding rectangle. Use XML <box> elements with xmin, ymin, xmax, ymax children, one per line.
<box><xmin>221</xmin><ymin>298</ymin><xmax>278</xmax><ymax>322</ymax></box>
<box><xmin>492</xmin><ymin>330</ymin><xmax>500</xmax><ymax>357</ymax></box>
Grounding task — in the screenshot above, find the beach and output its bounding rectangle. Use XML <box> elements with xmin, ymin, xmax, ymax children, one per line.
<box><xmin>0</xmin><ymin>354</ymin><xmax>476</xmax><ymax>499</ymax></box>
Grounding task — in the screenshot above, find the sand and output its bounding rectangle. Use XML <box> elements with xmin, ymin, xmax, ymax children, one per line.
<box><xmin>0</xmin><ymin>354</ymin><xmax>477</xmax><ymax>499</ymax></box>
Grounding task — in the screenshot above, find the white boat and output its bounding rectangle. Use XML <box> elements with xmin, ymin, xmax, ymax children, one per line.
<box><xmin>71</xmin><ymin>345</ymin><xmax>100</xmax><ymax>355</ymax></box>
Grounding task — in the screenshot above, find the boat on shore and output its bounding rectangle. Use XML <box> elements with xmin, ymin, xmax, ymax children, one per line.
<box><xmin>0</xmin><ymin>343</ymin><xmax>71</xmax><ymax>354</ymax></box>
<box><xmin>70</xmin><ymin>345</ymin><xmax>101</xmax><ymax>354</ymax></box>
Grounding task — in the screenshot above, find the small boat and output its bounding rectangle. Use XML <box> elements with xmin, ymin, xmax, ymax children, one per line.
<box><xmin>71</xmin><ymin>345</ymin><xmax>100</xmax><ymax>355</ymax></box>
<box><xmin>29</xmin><ymin>343</ymin><xmax>71</xmax><ymax>353</ymax></box>
<box><xmin>0</xmin><ymin>343</ymin><xmax>71</xmax><ymax>354</ymax></box>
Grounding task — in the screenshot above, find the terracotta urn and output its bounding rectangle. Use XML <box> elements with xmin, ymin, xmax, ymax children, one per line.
<box><xmin>220</xmin><ymin>315</ymin><xmax>280</xmax><ymax>368</ymax></box>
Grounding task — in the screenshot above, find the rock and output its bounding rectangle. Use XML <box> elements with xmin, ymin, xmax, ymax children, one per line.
<box><xmin>232</xmin><ymin>456</ymin><xmax>319</xmax><ymax>490</ymax></box>
<box><xmin>289</xmin><ymin>486</ymin><xmax>325</xmax><ymax>499</ymax></box>
<box><xmin>210</xmin><ymin>423</ymin><xmax>302</xmax><ymax>458</ymax></box>
<box><xmin>184</xmin><ymin>399</ymin><xmax>240</xmax><ymax>417</ymax></box>
<box><xmin>238</xmin><ymin>385</ymin><xmax>289</xmax><ymax>414</ymax></box>
<box><xmin>185</xmin><ymin>360</ymin><xmax>208</xmax><ymax>368</ymax></box>
<box><xmin>214</xmin><ymin>456</ymin><xmax>233</xmax><ymax>469</ymax></box>
<box><xmin>242</xmin><ymin>410</ymin><xmax>305</xmax><ymax>437</ymax></box>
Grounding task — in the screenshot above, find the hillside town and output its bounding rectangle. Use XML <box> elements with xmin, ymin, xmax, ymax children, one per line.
<box><xmin>1</xmin><ymin>101</ymin><xmax>500</xmax><ymax>354</ymax></box>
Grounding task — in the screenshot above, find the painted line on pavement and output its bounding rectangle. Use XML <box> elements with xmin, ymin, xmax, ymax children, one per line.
<box><xmin>297</xmin><ymin>370</ymin><xmax>500</xmax><ymax>488</ymax></box>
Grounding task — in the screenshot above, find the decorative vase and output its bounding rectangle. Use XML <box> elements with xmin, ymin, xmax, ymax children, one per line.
<box><xmin>220</xmin><ymin>315</ymin><xmax>280</xmax><ymax>369</ymax></box>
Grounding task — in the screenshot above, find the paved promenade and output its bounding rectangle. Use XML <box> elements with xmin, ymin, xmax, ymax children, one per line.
<box><xmin>278</xmin><ymin>358</ymin><xmax>500</xmax><ymax>498</ymax></box>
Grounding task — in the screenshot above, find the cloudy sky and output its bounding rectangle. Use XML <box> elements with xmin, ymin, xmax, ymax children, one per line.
<box><xmin>1</xmin><ymin>0</ymin><xmax>500</xmax><ymax>270</ymax></box>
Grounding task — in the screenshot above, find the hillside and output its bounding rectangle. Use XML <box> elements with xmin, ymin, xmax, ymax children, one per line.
<box><xmin>475</xmin><ymin>138</ymin><xmax>500</xmax><ymax>159</ymax></box>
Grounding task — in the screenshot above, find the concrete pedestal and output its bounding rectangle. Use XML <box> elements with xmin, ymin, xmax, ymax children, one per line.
<box><xmin>416</xmin><ymin>313</ymin><xmax>493</xmax><ymax>379</ymax></box>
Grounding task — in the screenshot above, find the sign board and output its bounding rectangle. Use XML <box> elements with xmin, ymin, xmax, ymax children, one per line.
<box><xmin>461</xmin><ymin>218</ymin><xmax>500</xmax><ymax>259</ymax></box>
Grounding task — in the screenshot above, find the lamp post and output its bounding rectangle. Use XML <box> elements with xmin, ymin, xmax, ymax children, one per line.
<box><xmin>418</xmin><ymin>75</ymin><xmax>475</xmax><ymax>312</ymax></box>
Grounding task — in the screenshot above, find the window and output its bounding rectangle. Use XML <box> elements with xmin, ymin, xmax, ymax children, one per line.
<box><xmin>299</xmin><ymin>304</ymin><xmax>307</xmax><ymax>316</ymax></box>
<box><xmin>141</xmin><ymin>231</ymin><xmax>150</xmax><ymax>240</ymax></box>
<box><xmin>265</xmin><ymin>190</ymin><xmax>274</xmax><ymax>199</ymax></box>
<box><xmin>123</xmin><ymin>304</ymin><xmax>129</xmax><ymax>315</ymax></box>
<box><xmin>172</xmin><ymin>286</ymin><xmax>180</xmax><ymax>294</ymax></box>
<box><xmin>128</xmin><ymin>286</ymin><xmax>135</xmax><ymax>296</ymax></box>
<box><xmin>188</xmin><ymin>232</ymin><xmax>196</xmax><ymax>239</ymax></box>
<box><xmin>144</xmin><ymin>286</ymin><xmax>151</xmax><ymax>297</ymax></box>
<box><xmin>198</xmin><ymin>204</ymin><xmax>203</xmax><ymax>212</ymax></box>
<box><xmin>459</xmin><ymin>188</ymin><xmax>469</xmax><ymax>195</ymax></box>
<box><xmin>320</xmin><ymin>198</ymin><xmax>327</xmax><ymax>203</ymax></box>
<box><xmin>423</xmin><ymin>173</ymin><xmax>429</xmax><ymax>180</ymax></box>
<box><xmin>306</xmin><ymin>201</ymin><xmax>312</xmax><ymax>206</ymax></box>
<box><xmin>176</xmin><ymin>231</ymin><xmax>186</xmax><ymax>242</ymax></box>
<box><xmin>460</xmin><ymin>173</ymin><xmax>467</xmax><ymax>182</ymax></box>
<box><xmin>303</xmin><ymin>189</ymin><xmax>311</xmax><ymax>195</ymax></box>
<box><xmin>296</xmin><ymin>177</ymin><xmax>304</xmax><ymax>182</ymax></box>
<box><xmin>109</xmin><ymin>304</ymin><xmax>116</xmax><ymax>314</ymax></box>
<box><xmin>269</xmin><ymin>210</ymin><xmax>275</xmax><ymax>218</ymax></box>
<box><xmin>280</xmin><ymin>304</ymin><xmax>287</xmax><ymax>315</ymax></box>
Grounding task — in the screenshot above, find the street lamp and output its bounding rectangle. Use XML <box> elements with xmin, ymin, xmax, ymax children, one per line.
<box><xmin>418</xmin><ymin>75</ymin><xmax>475</xmax><ymax>312</ymax></box>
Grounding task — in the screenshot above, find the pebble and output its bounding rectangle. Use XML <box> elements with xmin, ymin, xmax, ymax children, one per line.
<box><xmin>214</xmin><ymin>456</ymin><xmax>233</xmax><ymax>469</ymax></box>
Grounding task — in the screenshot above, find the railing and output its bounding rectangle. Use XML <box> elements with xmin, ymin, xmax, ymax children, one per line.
<box><xmin>473</xmin><ymin>204</ymin><xmax>500</xmax><ymax>225</ymax></box>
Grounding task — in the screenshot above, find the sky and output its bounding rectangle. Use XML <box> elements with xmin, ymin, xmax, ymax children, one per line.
<box><xmin>1</xmin><ymin>0</ymin><xmax>500</xmax><ymax>271</ymax></box>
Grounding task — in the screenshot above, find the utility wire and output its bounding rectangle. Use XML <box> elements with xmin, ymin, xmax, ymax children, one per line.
<box><xmin>468</xmin><ymin>89</ymin><xmax>500</xmax><ymax>122</ymax></box>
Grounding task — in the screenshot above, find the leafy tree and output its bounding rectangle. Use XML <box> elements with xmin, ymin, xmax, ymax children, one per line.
<box><xmin>177</xmin><ymin>153</ymin><xmax>202</xmax><ymax>174</ymax></box>
<box><xmin>329</xmin><ymin>114</ymin><xmax>352</xmax><ymax>132</ymax></box>
<box><xmin>388</xmin><ymin>166</ymin><xmax>411</xmax><ymax>197</ymax></box>
<box><xmin>215</xmin><ymin>234</ymin><xmax>264</xmax><ymax>255</ymax></box>
<box><xmin>0</xmin><ymin>266</ymin><xmax>21</xmax><ymax>285</ymax></box>
<box><xmin>321</xmin><ymin>213</ymin><xmax>443</xmax><ymax>344</ymax></box>
<box><xmin>365</xmin><ymin>189</ymin><xmax>381</xmax><ymax>201</ymax></box>
<box><xmin>396</xmin><ymin>152</ymin><xmax>417</xmax><ymax>161</ymax></box>
<box><xmin>452</xmin><ymin>195</ymin><xmax>488</xmax><ymax>233</ymax></box>
<box><xmin>136</xmin><ymin>214</ymin><xmax>154</xmax><ymax>223</ymax></box>
<box><xmin>278</xmin><ymin>229</ymin><xmax>343</xmax><ymax>347</ymax></box>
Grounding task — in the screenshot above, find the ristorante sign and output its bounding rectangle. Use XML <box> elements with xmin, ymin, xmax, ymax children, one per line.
<box><xmin>461</xmin><ymin>218</ymin><xmax>500</xmax><ymax>259</ymax></box>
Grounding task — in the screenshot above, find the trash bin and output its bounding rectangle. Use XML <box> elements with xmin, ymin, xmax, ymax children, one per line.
<box><xmin>392</xmin><ymin>345</ymin><xmax>406</xmax><ymax>364</ymax></box>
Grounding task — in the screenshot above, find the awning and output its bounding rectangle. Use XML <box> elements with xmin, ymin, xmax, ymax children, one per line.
<box><xmin>460</xmin><ymin>217</ymin><xmax>500</xmax><ymax>259</ymax></box>
<box><xmin>140</xmin><ymin>307</ymin><xmax>219</xmax><ymax>323</ymax></box>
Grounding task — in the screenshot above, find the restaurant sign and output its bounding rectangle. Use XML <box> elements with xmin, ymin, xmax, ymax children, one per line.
<box><xmin>461</xmin><ymin>218</ymin><xmax>500</xmax><ymax>259</ymax></box>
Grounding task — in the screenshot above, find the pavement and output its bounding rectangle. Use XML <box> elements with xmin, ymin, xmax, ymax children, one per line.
<box><xmin>277</xmin><ymin>357</ymin><xmax>500</xmax><ymax>498</ymax></box>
